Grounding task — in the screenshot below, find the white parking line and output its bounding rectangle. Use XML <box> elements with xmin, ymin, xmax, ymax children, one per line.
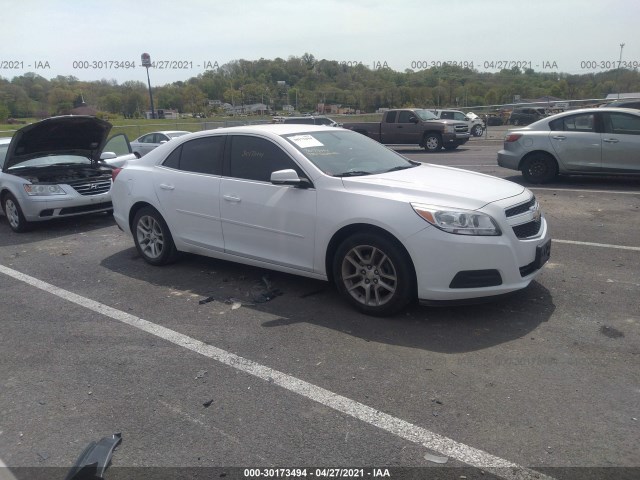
<box><xmin>0</xmin><ymin>264</ymin><xmax>553</xmax><ymax>480</ymax></box>
<box><xmin>554</xmin><ymin>239</ymin><xmax>640</xmax><ymax>251</ymax></box>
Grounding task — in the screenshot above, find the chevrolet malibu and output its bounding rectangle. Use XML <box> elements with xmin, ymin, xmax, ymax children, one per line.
<box><xmin>112</xmin><ymin>124</ymin><xmax>551</xmax><ymax>316</ymax></box>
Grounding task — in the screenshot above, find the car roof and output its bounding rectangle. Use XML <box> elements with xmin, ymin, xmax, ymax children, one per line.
<box><xmin>168</xmin><ymin>123</ymin><xmax>343</xmax><ymax>141</ymax></box>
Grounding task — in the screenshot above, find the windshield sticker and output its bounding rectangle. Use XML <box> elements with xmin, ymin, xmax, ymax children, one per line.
<box><xmin>289</xmin><ymin>135</ymin><xmax>324</xmax><ymax>148</ymax></box>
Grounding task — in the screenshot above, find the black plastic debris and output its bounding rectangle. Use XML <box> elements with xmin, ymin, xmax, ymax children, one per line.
<box><xmin>199</xmin><ymin>296</ymin><xmax>215</xmax><ymax>305</ymax></box>
<box><xmin>64</xmin><ymin>433</ymin><xmax>122</xmax><ymax>480</ymax></box>
<box><xmin>203</xmin><ymin>399</ymin><xmax>214</xmax><ymax>408</ymax></box>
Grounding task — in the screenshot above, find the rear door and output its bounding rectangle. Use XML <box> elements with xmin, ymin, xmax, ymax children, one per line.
<box><xmin>153</xmin><ymin>136</ymin><xmax>226</xmax><ymax>251</ymax></box>
<box><xmin>548</xmin><ymin>112</ymin><xmax>602</xmax><ymax>172</ymax></box>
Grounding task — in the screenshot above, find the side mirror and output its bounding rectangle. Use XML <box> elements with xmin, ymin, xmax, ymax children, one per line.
<box><xmin>100</xmin><ymin>152</ymin><xmax>117</xmax><ymax>160</ymax></box>
<box><xmin>159</xmin><ymin>140</ymin><xmax>168</xmax><ymax>144</ymax></box>
<box><xmin>271</xmin><ymin>169</ymin><xmax>305</xmax><ymax>187</ymax></box>
<box><xmin>410</xmin><ymin>116</ymin><xmax>418</xmax><ymax>124</ymax></box>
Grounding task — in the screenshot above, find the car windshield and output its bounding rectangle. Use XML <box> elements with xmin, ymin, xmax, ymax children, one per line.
<box><xmin>7</xmin><ymin>154</ymin><xmax>92</xmax><ymax>170</ymax></box>
<box><xmin>283</xmin><ymin>130</ymin><xmax>417</xmax><ymax>177</ymax></box>
<box><xmin>414</xmin><ymin>109</ymin><xmax>438</xmax><ymax>121</ymax></box>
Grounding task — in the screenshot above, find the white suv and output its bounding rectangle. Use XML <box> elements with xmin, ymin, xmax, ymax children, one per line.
<box><xmin>431</xmin><ymin>109</ymin><xmax>485</xmax><ymax>137</ymax></box>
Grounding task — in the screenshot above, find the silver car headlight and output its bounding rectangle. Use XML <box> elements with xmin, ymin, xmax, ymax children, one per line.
<box><xmin>24</xmin><ymin>184</ymin><xmax>66</xmax><ymax>196</ymax></box>
<box><xmin>411</xmin><ymin>203</ymin><xmax>501</xmax><ymax>236</ymax></box>
<box><xmin>445</xmin><ymin>125</ymin><xmax>455</xmax><ymax>133</ymax></box>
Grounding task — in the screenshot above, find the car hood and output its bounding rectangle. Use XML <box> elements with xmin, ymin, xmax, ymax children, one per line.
<box><xmin>3</xmin><ymin>116</ymin><xmax>112</xmax><ymax>170</ymax></box>
<box><xmin>342</xmin><ymin>164</ymin><xmax>525</xmax><ymax>210</ymax></box>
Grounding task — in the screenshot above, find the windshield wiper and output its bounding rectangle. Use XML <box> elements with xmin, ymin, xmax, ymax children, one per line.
<box><xmin>334</xmin><ymin>170</ymin><xmax>372</xmax><ymax>177</ymax></box>
<box><xmin>383</xmin><ymin>164</ymin><xmax>418</xmax><ymax>173</ymax></box>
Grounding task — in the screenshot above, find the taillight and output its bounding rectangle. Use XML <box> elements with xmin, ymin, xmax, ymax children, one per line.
<box><xmin>111</xmin><ymin>167</ymin><xmax>122</xmax><ymax>181</ymax></box>
<box><xmin>504</xmin><ymin>133</ymin><xmax>523</xmax><ymax>142</ymax></box>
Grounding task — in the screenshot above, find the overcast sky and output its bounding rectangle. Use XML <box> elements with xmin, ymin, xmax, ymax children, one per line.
<box><xmin>2</xmin><ymin>0</ymin><xmax>638</xmax><ymax>85</ymax></box>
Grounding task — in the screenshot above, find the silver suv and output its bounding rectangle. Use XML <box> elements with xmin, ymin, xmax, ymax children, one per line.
<box><xmin>431</xmin><ymin>109</ymin><xmax>485</xmax><ymax>137</ymax></box>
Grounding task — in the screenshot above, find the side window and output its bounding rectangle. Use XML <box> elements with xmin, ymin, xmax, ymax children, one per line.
<box><xmin>453</xmin><ymin>112</ymin><xmax>466</xmax><ymax>121</ymax></box>
<box><xmin>229</xmin><ymin>136</ymin><xmax>302</xmax><ymax>182</ymax></box>
<box><xmin>160</xmin><ymin>136</ymin><xmax>225</xmax><ymax>174</ymax></box>
<box><xmin>103</xmin><ymin>134</ymin><xmax>132</xmax><ymax>156</ymax></box>
<box><xmin>397</xmin><ymin>111</ymin><xmax>415</xmax><ymax>123</ymax></box>
<box><xmin>384</xmin><ymin>111</ymin><xmax>397</xmax><ymax>123</ymax></box>
<box><xmin>0</xmin><ymin>143</ymin><xmax>9</xmax><ymax>169</ymax></box>
<box><xmin>605</xmin><ymin>113</ymin><xmax>640</xmax><ymax>135</ymax></box>
<box><xmin>441</xmin><ymin>112</ymin><xmax>454</xmax><ymax>119</ymax></box>
<box><xmin>550</xmin><ymin>114</ymin><xmax>595</xmax><ymax>132</ymax></box>
<box><xmin>140</xmin><ymin>134</ymin><xmax>154</xmax><ymax>143</ymax></box>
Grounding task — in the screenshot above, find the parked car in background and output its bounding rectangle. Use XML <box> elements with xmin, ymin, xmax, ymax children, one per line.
<box><xmin>431</xmin><ymin>109</ymin><xmax>485</xmax><ymax>137</ymax></box>
<box><xmin>498</xmin><ymin>107</ymin><xmax>640</xmax><ymax>183</ymax></box>
<box><xmin>112</xmin><ymin>124</ymin><xmax>550</xmax><ymax>316</ymax></box>
<box><xmin>601</xmin><ymin>99</ymin><xmax>640</xmax><ymax>109</ymax></box>
<box><xmin>130</xmin><ymin>130</ymin><xmax>190</xmax><ymax>157</ymax></box>
<box><xmin>485</xmin><ymin>114</ymin><xmax>505</xmax><ymax>126</ymax></box>
<box><xmin>276</xmin><ymin>116</ymin><xmax>342</xmax><ymax>127</ymax></box>
<box><xmin>0</xmin><ymin>116</ymin><xmax>133</xmax><ymax>232</ymax></box>
<box><xmin>508</xmin><ymin>107</ymin><xmax>547</xmax><ymax>126</ymax></box>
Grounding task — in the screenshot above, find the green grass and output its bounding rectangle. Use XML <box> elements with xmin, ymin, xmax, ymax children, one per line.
<box><xmin>0</xmin><ymin>113</ymin><xmax>383</xmax><ymax>141</ymax></box>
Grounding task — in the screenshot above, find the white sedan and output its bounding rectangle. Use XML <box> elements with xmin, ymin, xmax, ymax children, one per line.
<box><xmin>130</xmin><ymin>130</ymin><xmax>190</xmax><ymax>157</ymax></box>
<box><xmin>112</xmin><ymin>124</ymin><xmax>551</xmax><ymax>316</ymax></box>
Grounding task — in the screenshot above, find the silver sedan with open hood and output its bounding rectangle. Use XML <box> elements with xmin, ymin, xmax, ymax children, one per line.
<box><xmin>0</xmin><ymin>116</ymin><xmax>127</xmax><ymax>232</ymax></box>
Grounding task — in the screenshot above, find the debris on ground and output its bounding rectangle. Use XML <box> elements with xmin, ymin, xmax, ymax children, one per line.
<box><xmin>202</xmin><ymin>399</ymin><xmax>214</xmax><ymax>408</ymax></box>
<box><xmin>195</xmin><ymin>370</ymin><xmax>207</xmax><ymax>379</ymax></box>
<box><xmin>424</xmin><ymin>452</ymin><xmax>448</xmax><ymax>464</ymax></box>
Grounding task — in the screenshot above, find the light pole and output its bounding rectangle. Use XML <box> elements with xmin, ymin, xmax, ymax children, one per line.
<box><xmin>616</xmin><ymin>43</ymin><xmax>625</xmax><ymax>99</ymax></box>
<box><xmin>141</xmin><ymin>53</ymin><xmax>156</xmax><ymax>119</ymax></box>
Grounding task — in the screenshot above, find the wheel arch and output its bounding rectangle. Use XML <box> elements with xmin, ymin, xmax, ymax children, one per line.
<box><xmin>128</xmin><ymin>201</ymin><xmax>162</xmax><ymax>233</ymax></box>
<box><xmin>324</xmin><ymin>223</ymin><xmax>417</xmax><ymax>289</ymax></box>
<box><xmin>519</xmin><ymin>150</ymin><xmax>559</xmax><ymax>171</ymax></box>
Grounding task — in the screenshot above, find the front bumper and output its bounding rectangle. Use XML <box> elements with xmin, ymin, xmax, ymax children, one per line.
<box><xmin>15</xmin><ymin>190</ymin><xmax>113</xmax><ymax>222</ymax></box>
<box><xmin>405</xmin><ymin>214</ymin><xmax>551</xmax><ymax>302</ymax></box>
<box><xmin>443</xmin><ymin>132</ymin><xmax>471</xmax><ymax>145</ymax></box>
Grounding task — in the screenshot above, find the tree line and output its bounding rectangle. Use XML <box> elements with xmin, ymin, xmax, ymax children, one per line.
<box><xmin>2</xmin><ymin>53</ymin><xmax>639</xmax><ymax>121</ymax></box>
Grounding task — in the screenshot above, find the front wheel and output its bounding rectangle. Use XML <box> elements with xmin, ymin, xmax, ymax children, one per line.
<box><xmin>333</xmin><ymin>233</ymin><xmax>415</xmax><ymax>316</ymax></box>
<box><xmin>423</xmin><ymin>133</ymin><xmax>442</xmax><ymax>152</ymax></box>
<box><xmin>521</xmin><ymin>153</ymin><xmax>557</xmax><ymax>184</ymax></box>
<box><xmin>132</xmin><ymin>207</ymin><xmax>179</xmax><ymax>265</ymax></box>
<box><xmin>3</xmin><ymin>193</ymin><xmax>31</xmax><ymax>233</ymax></box>
<box><xmin>471</xmin><ymin>124</ymin><xmax>484</xmax><ymax>137</ymax></box>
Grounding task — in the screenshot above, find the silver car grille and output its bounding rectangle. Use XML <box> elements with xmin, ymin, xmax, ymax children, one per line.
<box><xmin>505</xmin><ymin>196</ymin><xmax>542</xmax><ymax>239</ymax></box>
<box><xmin>454</xmin><ymin>124</ymin><xmax>469</xmax><ymax>133</ymax></box>
<box><xmin>71</xmin><ymin>179</ymin><xmax>111</xmax><ymax>196</ymax></box>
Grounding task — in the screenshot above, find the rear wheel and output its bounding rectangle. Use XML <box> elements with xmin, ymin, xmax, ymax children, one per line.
<box><xmin>333</xmin><ymin>233</ymin><xmax>415</xmax><ymax>316</ymax></box>
<box><xmin>3</xmin><ymin>193</ymin><xmax>30</xmax><ymax>233</ymax></box>
<box><xmin>521</xmin><ymin>153</ymin><xmax>558</xmax><ymax>183</ymax></box>
<box><xmin>423</xmin><ymin>133</ymin><xmax>442</xmax><ymax>152</ymax></box>
<box><xmin>132</xmin><ymin>207</ymin><xmax>179</xmax><ymax>265</ymax></box>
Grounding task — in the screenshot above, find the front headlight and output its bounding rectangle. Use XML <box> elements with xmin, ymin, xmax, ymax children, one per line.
<box><xmin>445</xmin><ymin>125</ymin><xmax>455</xmax><ymax>133</ymax></box>
<box><xmin>24</xmin><ymin>184</ymin><xmax>67</xmax><ymax>196</ymax></box>
<box><xmin>411</xmin><ymin>203</ymin><xmax>501</xmax><ymax>236</ymax></box>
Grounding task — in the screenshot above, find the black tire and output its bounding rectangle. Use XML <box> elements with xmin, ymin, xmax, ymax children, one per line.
<box><xmin>471</xmin><ymin>124</ymin><xmax>484</xmax><ymax>137</ymax></box>
<box><xmin>332</xmin><ymin>232</ymin><xmax>415</xmax><ymax>316</ymax></box>
<box><xmin>132</xmin><ymin>207</ymin><xmax>179</xmax><ymax>265</ymax></box>
<box><xmin>521</xmin><ymin>153</ymin><xmax>558</xmax><ymax>184</ymax></box>
<box><xmin>423</xmin><ymin>133</ymin><xmax>442</xmax><ymax>152</ymax></box>
<box><xmin>2</xmin><ymin>193</ymin><xmax>31</xmax><ymax>233</ymax></box>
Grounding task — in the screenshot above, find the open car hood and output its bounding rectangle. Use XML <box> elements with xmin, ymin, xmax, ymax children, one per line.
<box><xmin>3</xmin><ymin>116</ymin><xmax>112</xmax><ymax>171</ymax></box>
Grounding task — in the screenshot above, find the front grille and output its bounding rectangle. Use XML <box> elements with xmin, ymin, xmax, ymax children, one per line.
<box><xmin>454</xmin><ymin>125</ymin><xmax>469</xmax><ymax>133</ymax></box>
<box><xmin>59</xmin><ymin>202</ymin><xmax>113</xmax><ymax>216</ymax></box>
<box><xmin>70</xmin><ymin>179</ymin><xmax>111</xmax><ymax>196</ymax></box>
<box><xmin>512</xmin><ymin>217</ymin><xmax>542</xmax><ymax>239</ymax></box>
<box><xmin>506</xmin><ymin>196</ymin><xmax>536</xmax><ymax>217</ymax></box>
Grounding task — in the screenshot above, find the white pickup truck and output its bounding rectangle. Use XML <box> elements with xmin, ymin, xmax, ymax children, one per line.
<box><xmin>431</xmin><ymin>109</ymin><xmax>485</xmax><ymax>137</ymax></box>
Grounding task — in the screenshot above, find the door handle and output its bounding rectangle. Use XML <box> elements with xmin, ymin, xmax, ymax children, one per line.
<box><xmin>551</xmin><ymin>135</ymin><xmax>566</xmax><ymax>140</ymax></box>
<box><xmin>603</xmin><ymin>138</ymin><xmax>619</xmax><ymax>143</ymax></box>
<box><xmin>223</xmin><ymin>195</ymin><xmax>241</xmax><ymax>203</ymax></box>
<box><xmin>159</xmin><ymin>184</ymin><xmax>175</xmax><ymax>190</ymax></box>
